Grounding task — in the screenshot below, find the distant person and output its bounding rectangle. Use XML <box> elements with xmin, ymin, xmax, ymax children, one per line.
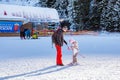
<box><xmin>20</xmin><ymin>25</ymin><xmax>25</xmax><ymax>39</ymax></box>
<box><xmin>52</xmin><ymin>21</ymin><xmax>69</xmax><ymax>66</ymax></box>
<box><xmin>25</xmin><ymin>29</ymin><xmax>31</xmax><ymax>39</ymax></box>
<box><xmin>31</xmin><ymin>30</ymin><xmax>38</xmax><ymax>39</ymax></box>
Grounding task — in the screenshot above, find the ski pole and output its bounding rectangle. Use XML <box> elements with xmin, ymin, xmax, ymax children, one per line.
<box><xmin>79</xmin><ymin>53</ymin><xmax>85</xmax><ymax>58</ymax></box>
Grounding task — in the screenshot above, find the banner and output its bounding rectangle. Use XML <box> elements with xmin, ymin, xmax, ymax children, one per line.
<box><xmin>0</xmin><ymin>21</ymin><xmax>22</xmax><ymax>32</ymax></box>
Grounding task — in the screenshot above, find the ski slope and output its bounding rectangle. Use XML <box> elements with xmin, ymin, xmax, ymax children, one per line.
<box><xmin>0</xmin><ymin>32</ymin><xmax>120</xmax><ymax>80</ymax></box>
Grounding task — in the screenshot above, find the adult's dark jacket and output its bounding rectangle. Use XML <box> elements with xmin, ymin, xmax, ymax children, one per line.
<box><xmin>52</xmin><ymin>29</ymin><xmax>67</xmax><ymax>46</ymax></box>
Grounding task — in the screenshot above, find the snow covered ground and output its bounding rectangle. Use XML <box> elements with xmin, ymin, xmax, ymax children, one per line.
<box><xmin>0</xmin><ymin>32</ymin><xmax>120</xmax><ymax>80</ymax></box>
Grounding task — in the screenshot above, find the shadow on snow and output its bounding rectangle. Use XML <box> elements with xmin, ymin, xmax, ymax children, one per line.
<box><xmin>0</xmin><ymin>65</ymin><xmax>72</xmax><ymax>80</ymax></box>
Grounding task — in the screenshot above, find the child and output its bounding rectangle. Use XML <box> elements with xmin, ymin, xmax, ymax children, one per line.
<box><xmin>69</xmin><ymin>39</ymin><xmax>79</xmax><ymax>65</ymax></box>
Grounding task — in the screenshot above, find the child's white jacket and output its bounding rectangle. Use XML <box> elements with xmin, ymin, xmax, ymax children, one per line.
<box><xmin>71</xmin><ymin>41</ymin><xmax>79</xmax><ymax>55</ymax></box>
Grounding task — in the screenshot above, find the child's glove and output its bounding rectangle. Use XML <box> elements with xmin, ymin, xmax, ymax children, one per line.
<box><xmin>66</xmin><ymin>45</ymin><xmax>70</xmax><ymax>50</ymax></box>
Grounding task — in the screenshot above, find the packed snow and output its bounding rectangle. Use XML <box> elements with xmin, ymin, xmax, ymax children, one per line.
<box><xmin>0</xmin><ymin>32</ymin><xmax>120</xmax><ymax>80</ymax></box>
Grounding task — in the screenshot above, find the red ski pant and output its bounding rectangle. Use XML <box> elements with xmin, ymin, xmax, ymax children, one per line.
<box><xmin>55</xmin><ymin>45</ymin><xmax>63</xmax><ymax>65</ymax></box>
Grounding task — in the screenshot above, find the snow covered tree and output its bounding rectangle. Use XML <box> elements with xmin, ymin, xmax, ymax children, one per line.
<box><xmin>72</xmin><ymin>0</ymin><xmax>90</xmax><ymax>31</ymax></box>
<box><xmin>100</xmin><ymin>0</ymin><xmax>120</xmax><ymax>32</ymax></box>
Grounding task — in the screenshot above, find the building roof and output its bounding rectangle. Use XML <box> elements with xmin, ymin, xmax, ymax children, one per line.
<box><xmin>0</xmin><ymin>4</ymin><xmax>59</xmax><ymax>23</ymax></box>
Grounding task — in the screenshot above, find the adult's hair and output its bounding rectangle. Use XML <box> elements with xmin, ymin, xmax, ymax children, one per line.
<box><xmin>60</xmin><ymin>21</ymin><xmax>70</xmax><ymax>28</ymax></box>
